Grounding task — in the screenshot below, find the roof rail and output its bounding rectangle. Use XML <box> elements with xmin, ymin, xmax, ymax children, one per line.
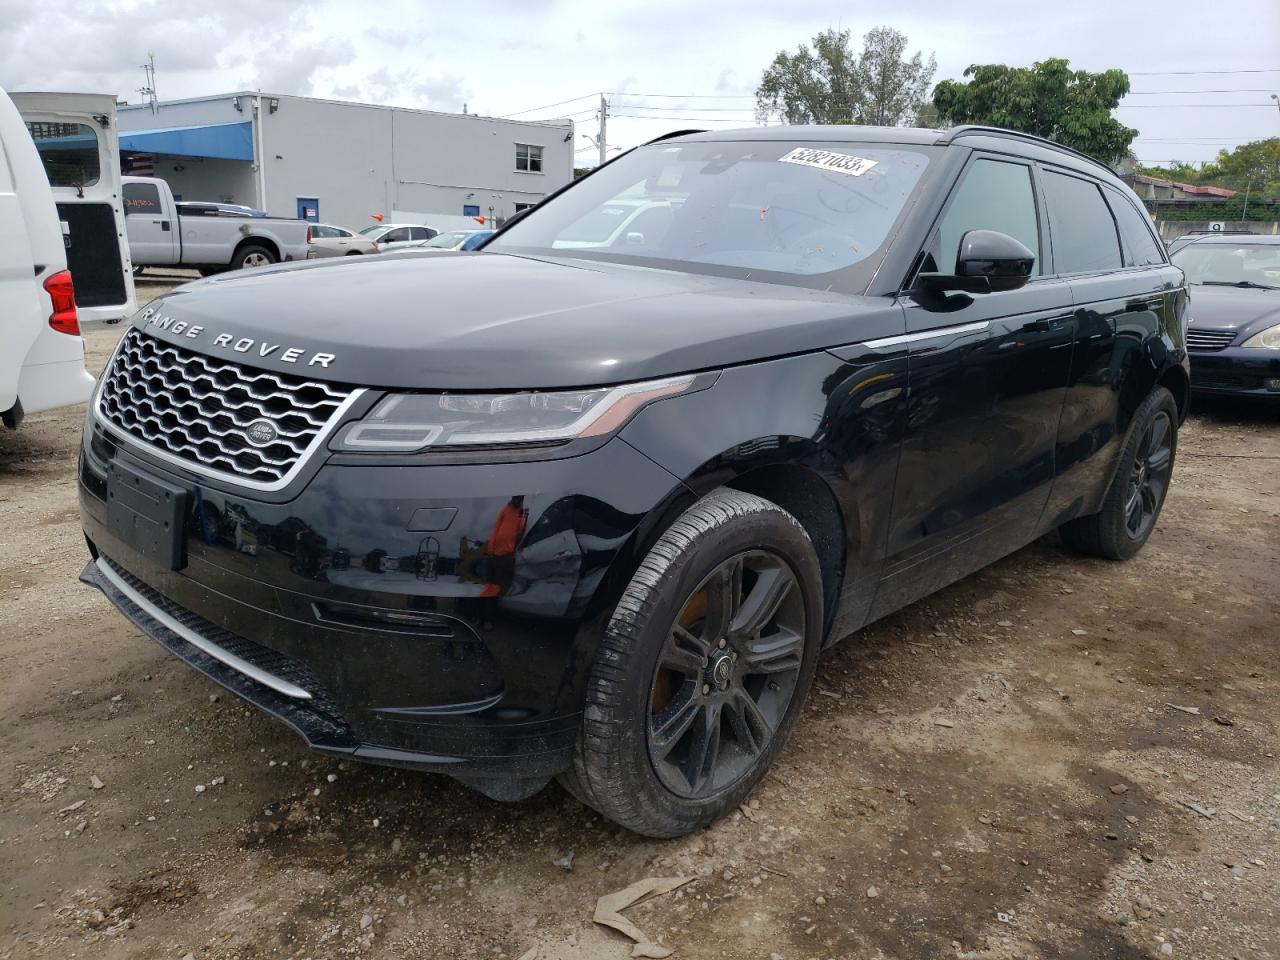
<box><xmin>644</xmin><ymin>129</ymin><xmax>708</xmax><ymax>145</ymax></box>
<box><xmin>942</xmin><ymin>125</ymin><xmax>1112</xmax><ymax>173</ymax></box>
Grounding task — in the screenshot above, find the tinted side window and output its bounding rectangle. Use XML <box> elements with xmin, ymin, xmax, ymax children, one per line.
<box><xmin>1043</xmin><ymin>171</ymin><xmax>1122</xmax><ymax>274</ymax></box>
<box><xmin>123</xmin><ymin>181</ymin><xmax>161</xmax><ymax>216</ymax></box>
<box><xmin>383</xmin><ymin>228</ymin><xmax>410</xmax><ymax>242</ymax></box>
<box><xmin>932</xmin><ymin>159</ymin><xmax>1041</xmax><ymax>275</ymax></box>
<box><xmin>1105</xmin><ymin>189</ymin><xmax>1165</xmax><ymax>267</ymax></box>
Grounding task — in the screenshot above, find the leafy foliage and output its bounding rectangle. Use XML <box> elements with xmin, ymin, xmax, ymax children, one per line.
<box><xmin>756</xmin><ymin>27</ymin><xmax>936</xmax><ymax>127</ymax></box>
<box><xmin>932</xmin><ymin>58</ymin><xmax>1137</xmax><ymax>163</ymax></box>
<box><xmin>1136</xmin><ymin>139</ymin><xmax>1280</xmax><ymax>200</ymax></box>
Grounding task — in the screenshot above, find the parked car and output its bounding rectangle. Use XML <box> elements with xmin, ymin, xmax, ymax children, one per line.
<box><xmin>306</xmin><ymin>223</ymin><xmax>379</xmax><ymax>258</ymax></box>
<box><xmin>359</xmin><ymin>222</ymin><xmax>438</xmax><ymax>252</ymax></box>
<box><xmin>2</xmin><ymin>88</ymin><xmax>133</xmax><ymax>430</ymax></box>
<box><xmin>1173</xmin><ymin>234</ymin><xmax>1280</xmax><ymax>398</ymax></box>
<box><xmin>122</xmin><ymin>176</ymin><xmax>310</xmax><ymax>274</ymax></box>
<box><xmin>79</xmin><ymin>125</ymin><xmax>1188</xmax><ymax>837</ymax></box>
<box><xmin>411</xmin><ymin>229</ymin><xmax>496</xmax><ymax>251</ymax></box>
<box><xmin>1167</xmin><ymin>229</ymin><xmax>1255</xmax><ymax>257</ymax></box>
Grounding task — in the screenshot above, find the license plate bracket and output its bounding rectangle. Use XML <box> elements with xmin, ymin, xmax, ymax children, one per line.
<box><xmin>106</xmin><ymin>460</ymin><xmax>188</xmax><ymax>570</ymax></box>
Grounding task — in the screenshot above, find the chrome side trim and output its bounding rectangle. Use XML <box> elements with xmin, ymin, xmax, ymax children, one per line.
<box><xmin>96</xmin><ymin>558</ymin><xmax>312</xmax><ymax>700</ymax></box>
<box><xmin>865</xmin><ymin>320</ymin><xmax>991</xmax><ymax>351</ymax></box>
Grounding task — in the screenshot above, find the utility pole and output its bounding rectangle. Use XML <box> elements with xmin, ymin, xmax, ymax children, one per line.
<box><xmin>139</xmin><ymin>53</ymin><xmax>157</xmax><ymax>113</ymax></box>
<box><xmin>597</xmin><ymin>94</ymin><xmax>608</xmax><ymax>167</ymax></box>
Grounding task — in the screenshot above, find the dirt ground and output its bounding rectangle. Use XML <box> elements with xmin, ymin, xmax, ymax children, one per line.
<box><xmin>2</xmin><ymin>275</ymin><xmax>1278</xmax><ymax>960</ymax></box>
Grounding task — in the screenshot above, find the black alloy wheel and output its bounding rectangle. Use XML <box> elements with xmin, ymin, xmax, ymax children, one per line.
<box><xmin>1124</xmin><ymin>410</ymin><xmax>1173</xmax><ymax>541</ymax></box>
<box><xmin>646</xmin><ymin>550</ymin><xmax>805</xmax><ymax>799</ymax></box>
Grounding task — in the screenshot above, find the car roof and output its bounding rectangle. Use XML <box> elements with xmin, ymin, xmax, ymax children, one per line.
<box><xmin>662</xmin><ymin>123</ymin><xmax>1119</xmax><ymax>184</ymax></box>
<box><xmin>1177</xmin><ymin>233</ymin><xmax>1280</xmax><ymax>246</ymax></box>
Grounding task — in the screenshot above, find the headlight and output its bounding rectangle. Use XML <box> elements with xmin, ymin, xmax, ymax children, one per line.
<box><xmin>1241</xmin><ymin>323</ymin><xmax>1280</xmax><ymax>349</ymax></box>
<box><xmin>333</xmin><ymin>374</ymin><xmax>698</xmax><ymax>452</ymax></box>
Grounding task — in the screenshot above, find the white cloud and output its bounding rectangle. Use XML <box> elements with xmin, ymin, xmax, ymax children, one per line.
<box><xmin>1</xmin><ymin>0</ymin><xmax>1276</xmax><ymax>164</ymax></box>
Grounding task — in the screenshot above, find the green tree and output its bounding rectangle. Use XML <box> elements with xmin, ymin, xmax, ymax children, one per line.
<box><xmin>756</xmin><ymin>27</ymin><xmax>936</xmax><ymax>127</ymax></box>
<box><xmin>932</xmin><ymin>58</ymin><xmax>1137</xmax><ymax>163</ymax></box>
<box><xmin>1210</xmin><ymin>138</ymin><xmax>1280</xmax><ymax>196</ymax></box>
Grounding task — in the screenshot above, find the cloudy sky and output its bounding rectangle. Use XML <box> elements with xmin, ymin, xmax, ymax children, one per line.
<box><xmin>2</xmin><ymin>0</ymin><xmax>1277</xmax><ymax>166</ymax></box>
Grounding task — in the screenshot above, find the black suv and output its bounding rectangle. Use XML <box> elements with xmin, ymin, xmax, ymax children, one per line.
<box><xmin>79</xmin><ymin>125</ymin><xmax>1188</xmax><ymax>837</ymax></box>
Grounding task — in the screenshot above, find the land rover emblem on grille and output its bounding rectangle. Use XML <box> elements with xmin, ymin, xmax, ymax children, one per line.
<box><xmin>244</xmin><ymin>419</ymin><xmax>279</xmax><ymax>447</ymax></box>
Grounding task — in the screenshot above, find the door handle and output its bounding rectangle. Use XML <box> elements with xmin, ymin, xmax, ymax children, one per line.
<box><xmin>1022</xmin><ymin>318</ymin><xmax>1052</xmax><ymax>332</ymax></box>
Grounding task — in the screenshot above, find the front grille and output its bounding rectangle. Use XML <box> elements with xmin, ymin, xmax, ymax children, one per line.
<box><xmin>97</xmin><ymin>329</ymin><xmax>353</xmax><ymax>485</ymax></box>
<box><xmin>1186</xmin><ymin>328</ymin><xmax>1238</xmax><ymax>351</ymax></box>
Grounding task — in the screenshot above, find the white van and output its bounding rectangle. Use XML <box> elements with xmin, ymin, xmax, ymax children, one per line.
<box><xmin>1</xmin><ymin>89</ymin><xmax>135</xmax><ymax>428</ymax></box>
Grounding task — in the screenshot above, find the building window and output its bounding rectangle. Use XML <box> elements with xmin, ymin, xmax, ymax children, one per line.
<box><xmin>514</xmin><ymin>202</ymin><xmax>535</xmax><ymax>212</ymax></box>
<box><xmin>515</xmin><ymin>143</ymin><xmax>544</xmax><ymax>173</ymax></box>
<box><xmin>463</xmin><ymin>204</ymin><xmax>480</xmax><ymax>217</ymax></box>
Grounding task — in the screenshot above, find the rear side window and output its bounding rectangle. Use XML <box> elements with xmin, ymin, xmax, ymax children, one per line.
<box><xmin>25</xmin><ymin>121</ymin><xmax>100</xmax><ymax>188</ymax></box>
<box><xmin>123</xmin><ymin>181</ymin><xmax>161</xmax><ymax>216</ymax></box>
<box><xmin>1105</xmin><ymin>190</ymin><xmax>1165</xmax><ymax>267</ymax></box>
<box><xmin>932</xmin><ymin>158</ymin><xmax>1041</xmax><ymax>275</ymax></box>
<box><xmin>1043</xmin><ymin>171</ymin><xmax>1122</xmax><ymax>274</ymax></box>
<box><xmin>383</xmin><ymin>228</ymin><xmax>410</xmax><ymax>242</ymax></box>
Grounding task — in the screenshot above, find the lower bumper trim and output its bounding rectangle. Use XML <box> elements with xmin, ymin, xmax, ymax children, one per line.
<box><xmin>93</xmin><ymin>556</ymin><xmax>312</xmax><ymax>700</ymax></box>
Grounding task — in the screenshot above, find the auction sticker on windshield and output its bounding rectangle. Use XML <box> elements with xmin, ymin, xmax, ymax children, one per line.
<box><xmin>779</xmin><ymin>147</ymin><xmax>878</xmax><ymax>177</ymax></box>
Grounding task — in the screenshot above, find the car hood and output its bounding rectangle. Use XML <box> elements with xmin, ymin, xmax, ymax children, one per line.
<box><xmin>131</xmin><ymin>252</ymin><xmax>897</xmax><ymax>390</ymax></box>
<box><xmin>1188</xmin><ymin>284</ymin><xmax>1280</xmax><ymax>339</ymax></box>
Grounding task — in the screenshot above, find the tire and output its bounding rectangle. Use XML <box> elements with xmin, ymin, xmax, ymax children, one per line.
<box><xmin>560</xmin><ymin>488</ymin><xmax>823</xmax><ymax>837</ymax></box>
<box><xmin>344</xmin><ymin>250</ymin><xmax>363</xmax><ymax>256</ymax></box>
<box><xmin>234</xmin><ymin>244</ymin><xmax>276</xmax><ymax>270</ymax></box>
<box><xmin>1060</xmin><ymin>386</ymin><xmax>1178</xmax><ymax>561</ymax></box>
<box><xmin>132</xmin><ymin>265</ymin><xmax>145</xmax><ymax>277</ymax></box>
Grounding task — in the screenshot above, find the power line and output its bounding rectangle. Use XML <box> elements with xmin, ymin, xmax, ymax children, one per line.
<box><xmin>500</xmin><ymin>93</ymin><xmax>598</xmax><ymax>118</ymax></box>
<box><xmin>1115</xmin><ymin>103</ymin><xmax>1280</xmax><ymax>108</ymax></box>
<box><xmin>1126</xmin><ymin>88</ymin><xmax>1278</xmax><ymax>94</ymax></box>
<box><xmin>1127</xmin><ymin>67</ymin><xmax>1280</xmax><ymax>75</ymax></box>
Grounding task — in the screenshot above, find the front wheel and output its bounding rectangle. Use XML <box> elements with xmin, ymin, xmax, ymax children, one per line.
<box><xmin>1060</xmin><ymin>385</ymin><xmax>1178</xmax><ymax>560</ymax></box>
<box><xmin>561</xmin><ymin>489</ymin><xmax>823</xmax><ymax>837</ymax></box>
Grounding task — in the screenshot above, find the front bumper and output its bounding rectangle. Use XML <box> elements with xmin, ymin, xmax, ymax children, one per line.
<box><xmin>1189</xmin><ymin>347</ymin><xmax>1280</xmax><ymax>397</ymax></box>
<box><xmin>79</xmin><ymin>425</ymin><xmax>687</xmax><ymax>792</ymax></box>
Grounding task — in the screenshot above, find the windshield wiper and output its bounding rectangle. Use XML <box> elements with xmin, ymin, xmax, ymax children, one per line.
<box><xmin>1199</xmin><ymin>280</ymin><xmax>1279</xmax><ymax>290</ymax></box>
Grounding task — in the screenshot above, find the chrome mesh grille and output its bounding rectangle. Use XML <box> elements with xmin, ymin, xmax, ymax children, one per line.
<box><xmin>1186</xmin><ymin>328</ymin><xmax>1238</xmax><ymax>351</ymax></box>
<box><xmin>97</xmin><ymin>328</ymin><xmax>352</xmax><ymax>484</ymax></box>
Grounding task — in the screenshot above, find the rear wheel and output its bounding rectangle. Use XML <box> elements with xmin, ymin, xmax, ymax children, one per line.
<box><xmin>234</xmin><ymin>244</ymin><xmax>276</xmax><ymax>270</ymax></box>
<box><xmin>344</xmin><ymin>250</ymin><xmax>363</xmax><ymax>256</ymax></box>
<box><xmin>560</xmin><ymin>489</ymin><xmax>822</xmax><ymax>837</ymax></box>
<box><xmin>1060</xmin><ymin>386</ymin><xmax>1178</xmax><ymax>560</ymax></box>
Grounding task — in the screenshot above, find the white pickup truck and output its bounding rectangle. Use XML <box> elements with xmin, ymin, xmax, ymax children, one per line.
<box><xmin>122</xmin><ymin>176</ymin><xmax>310</xmax><ymax>274</ymax></box>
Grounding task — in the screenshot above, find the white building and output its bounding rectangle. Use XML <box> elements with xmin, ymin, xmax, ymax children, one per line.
<box><xmin>115</xmin><ymin>92</ymin><xmax>574</xmax><ymax>231</ymax></box>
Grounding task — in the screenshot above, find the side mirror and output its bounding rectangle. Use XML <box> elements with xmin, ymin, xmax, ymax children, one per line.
<box><xmin>919</xmin><ymin>230</ymin><xmax>1035</xmax><ymax>294</ymax></box>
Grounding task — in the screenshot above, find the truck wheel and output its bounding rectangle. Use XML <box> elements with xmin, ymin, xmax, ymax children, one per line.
<box><xmin>560</xmin><ymin>489</ymin><xmax>823</xmax><ymax>837</ymax></box>
<box><xmin>1060</xmin><ymin>386</ymin><xmax>1178</xmax><ymax>561</ymax></box>
<box><xmin>234</xmin><ymin>244</ymin><xmax>276</xmax><ymax>270</ymax></box>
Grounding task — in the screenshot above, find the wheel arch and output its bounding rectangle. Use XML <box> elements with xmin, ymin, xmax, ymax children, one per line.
<box><xmin>231</xmin><ymin>235</ymin><xmax>280</xmax><ymax>266</ymax></box>
<box><xmin>1157</xmin><ymin>362</ymin><xmax>1190</xmax><ymax>424</ymax></box>
<box><xmin>720</xmin><ymin>462</ymin><xmax>847</xmax><ymax>636</ymax></box>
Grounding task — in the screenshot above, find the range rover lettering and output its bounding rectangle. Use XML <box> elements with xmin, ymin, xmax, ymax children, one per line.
<box><xmin>79</xmin><ymin>126</ymin><xmax>1189</xmax><ymax>837</ymax></box>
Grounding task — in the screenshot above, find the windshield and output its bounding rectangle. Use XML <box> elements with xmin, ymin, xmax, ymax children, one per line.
<box><xmin>488</xmin><ymin>139</ymin><xmax>934</xmax><ymax>290</ymax></box>
<box><xmin>1173</xmin><ymin>243</ymin><xmax>1280</xmax><ymax>288</ymax></box>
<box><xmin>423</xmin><ymin>232</ymin><xmax>468</xmax><ymax>248</ymax></box>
